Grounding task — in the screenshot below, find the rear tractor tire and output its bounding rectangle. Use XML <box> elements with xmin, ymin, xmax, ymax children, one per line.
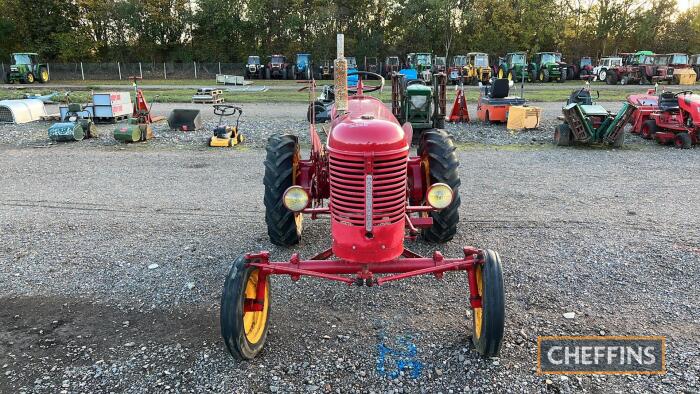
<box><xmin>471</xmin><ymin>249</ymin><xmax>505</xmax><ymax>357</ymax></box>
<box><xmin>418</xmin><ymin>129</ymin><xmax>460</xmax><ymax>243</ymax></box>
<box><xmin>554</xmin><ymin>123</ymin><xmax>573</xmax><ymax>146</ymax></box>
<box><xmin>221</xmin><ymin>254</ymin><xmax>271</xmax><ymax>360</ymax></box>
<box><xmin>39</xmin><ymin>67</ymin><xmax>49</xmax><ymax>83</ymax></box>
<box><xmin>263</xmin><ymin>134</ymin><xmax>302</xmax><ymax>246</ymax></box>
<box><xmin>606</xmin><ymin>72</ymin><xmax>618</xmax><ymax>85</ymax></box>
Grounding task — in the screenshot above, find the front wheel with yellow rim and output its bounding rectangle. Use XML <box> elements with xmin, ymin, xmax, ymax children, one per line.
<box><xmin>471</xmin><ymin>249</ymin><xmax>505</xmax><ymax>357</ymax></box>
<box><xmin>221</xmin><ymin>254</ymin><xmax>271</xmax><ymax>360</ymax></box>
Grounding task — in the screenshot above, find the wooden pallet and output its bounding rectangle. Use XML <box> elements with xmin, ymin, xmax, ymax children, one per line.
<box><xmin>192</xmin><ymin>97</ymin><xmax>224</xmax><ymax>104</ymax></box>
<box><xmin>41</xmin><ymin>113</ymin><xmax>61</xmax><ymax>121</ymax></box>
<box><xmin>196</xmin><ymin>88</ymin><xmax>223</xmax><ymax>95</ymax></box>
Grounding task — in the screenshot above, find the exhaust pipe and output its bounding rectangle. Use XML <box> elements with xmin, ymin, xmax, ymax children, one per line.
<box><xmin>334</xmin><ymin>33</ymin><xmax>348</xmax><ymax>114</ymax></box>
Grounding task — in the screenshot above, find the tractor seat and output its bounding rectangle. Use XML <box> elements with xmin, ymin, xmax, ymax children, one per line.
<box><xmin>489</xmin><ymin>79</ymin><xmax>509</xmax><ymax>99</ymax></box>
<box><xmin>567</xmin><ymin>90</ymin><xmax>593</xmax><ymax>106</ymax></box>
<box><xmin>658</xmin><ymin>92</ymin><xmax>679</xmax><ymax>112</ymax></box>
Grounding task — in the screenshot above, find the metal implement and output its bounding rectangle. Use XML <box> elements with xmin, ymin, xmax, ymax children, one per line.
<box><xmin>208</xmin><ymin>104</ymin><xmax>244</xmax><ymax>147</ymax></box>
<box><xmin>48</xmin><ymin>97</ymin><xmax>98</xmax><ymax>142</ymax></box>
<box><xmin>113</xmin><ymin>77</ymin><xmax>161</xmax><ymax>143</ymax></box>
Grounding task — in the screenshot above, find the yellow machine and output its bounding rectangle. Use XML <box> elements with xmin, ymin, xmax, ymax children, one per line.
<box><xmin>673</xmin><ymin>68</ymin><xmax>697</xmax><ymax>85</ymax></box>
<box><xmin>209</xmin><ymin>104</ymin><xmax>244</xmax><ymax>147</ymax></box>
<box><xmin>464</xmin><ymin>52</ymin><xmax>492</xmax><ymax>85</ymax></box>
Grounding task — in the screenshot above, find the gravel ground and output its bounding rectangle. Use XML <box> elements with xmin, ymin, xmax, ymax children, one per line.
<box><xmin>0</xmin><ymin>103</ymin><xmax>698</xmax><ymax>393</ymax></box>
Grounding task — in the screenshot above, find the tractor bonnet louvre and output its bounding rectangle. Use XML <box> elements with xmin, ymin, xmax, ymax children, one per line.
<box><xmin>329</xmin><ymin>152</ymin><xmax>407</xmax><ymax>228</ymax></box>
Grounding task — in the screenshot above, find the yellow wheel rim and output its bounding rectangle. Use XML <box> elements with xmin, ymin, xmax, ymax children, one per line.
<box><xmin>42</xmin><ymin>70</ymin><xmax>48</xmax><ymax>80</ymax></box>
<box><xmin>498</xmin><ymin>69</ymin><xmax>504</xmax><ymax>78</ymax></box>
<box><xmin>507</xmin><ymin>71</ymin><xmax>513</xmax><ymax>81</ymax></box>
<box><xmin>539</xmin><ymin>71</ymin><xmax>544</xmax><ymax>81</ymax></box>
<box><xmin>27</xmin><ymin>74</ymin><xmax>34</xmax><ymax>83</ymax></box>
<box><xmin>473</xmin><ymin>266</ymin><xmax>484</xmax><ymax>339</ymax></box>
<box><xmin>243</xmin><ymin>270</ymin><xmax>269</xmax><ymax>344</ymax></box>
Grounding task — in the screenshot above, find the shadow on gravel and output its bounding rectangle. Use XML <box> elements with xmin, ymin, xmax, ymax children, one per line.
<box><xmin>0</xmin><ymin>295</ymin><xmax>218</xmax><ymax>390</ymax></box>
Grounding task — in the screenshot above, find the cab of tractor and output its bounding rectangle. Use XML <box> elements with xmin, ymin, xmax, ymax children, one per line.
<box><xmin>391</xmin><ymin>72</ymin><xmax>447</xmax><ymax>135</ymax></box>
<box><xmin>245</xmin><ymin>56</ymin><xmax>262</xmax><ymax>79</ymax></box>
<box><xmin>293</xmin><ymin>53</ymin><xmax>312</xmax><ymax>80</ymax></box>
<box><xmin>498</xmin><ymin>51</ymin><xmax>527</xmax><ymax>81</ymax></box>
<box><xmin>465</xmin><ymin>52</ymin><xmax>491</xmax><ymax>85</ymax></box>
<box><xmin>529</xmin><ymin>52</ymin><xmax>567</xmax><ymax>83</ymax></box>
<box><xmin>221</xmin><ymin>35</ymin><xmax>505</xmax><ymax>362</ymax></box>
<box><xmin>383</xmin><ymin>56</ymin><xmax>401</xmax><ymax>77</ymax></box>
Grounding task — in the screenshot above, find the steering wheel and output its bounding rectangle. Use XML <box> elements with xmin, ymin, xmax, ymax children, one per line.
<box><xmin>347</xmin><ymin>71</ymin><xmax>384</xmax><ymax>93</ymax></box>
<box><xmin>213</xmin><ymin>104</ymin><xmax>242</xmax><ymax>116</ymax></box>
<box><xmin>674</xmin><ymin>90</ymin><xmax>693</xmax><ymax>97</ymax></box>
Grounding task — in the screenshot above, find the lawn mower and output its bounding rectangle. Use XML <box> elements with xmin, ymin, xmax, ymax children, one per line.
<box><xmin>221</xmin><ymin>35</ymin><xmax>505</xmax><ymax>361</ymax></box>
<box><xmin>208</xmin><ymin>104</ymin><xmax>244</xmax><ymax>147</ymax></box>
<box><xmin>476</xmin><ymin>78</ymin><xmax>525</xmax><ymax>123</ymax></box>
<box><xmin>629</xmin><ymin>90</ymin><xmax>699</xmax><ymax>148</ymax></box>
<box><xmin>113</xmin><ymin>77</ymin><xmax>163</xmax><ymax>143</ymax></box>
<box><xmin>48</xmin><ymin>93</ymin><xmax>98</xmax><ymax>142</ymax></box>
<box><xmin>554</xmin><ymin>86</ymin><xmax>634</xmax><ymax>148</ymax></box>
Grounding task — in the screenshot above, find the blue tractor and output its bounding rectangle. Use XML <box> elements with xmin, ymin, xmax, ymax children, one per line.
<box><xmin>293</xmin><ymin>53</ymin><xmax>312</xmax><ymax>80</ymax></box>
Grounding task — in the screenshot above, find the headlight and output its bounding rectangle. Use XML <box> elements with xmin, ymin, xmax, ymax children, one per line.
<box><xmin>283</xmin><ymin>186</ymin><xmax>309</xmax><ymax>212</ymax></box>
<box><xmin>426</xmin><ymin>183</ymin><xmax>454</xmax><ymax>209</ymax></box>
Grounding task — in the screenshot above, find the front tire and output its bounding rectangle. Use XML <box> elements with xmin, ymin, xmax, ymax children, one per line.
<box><xmin>221</xmin><ymin>255</ymin><xmax>271</xmax><ymax>360</ymax></box>
<box><xmin>263</xmin><ymin>134</ymin><xmax>302</xmax><ymax>246</ymax></box>
<box><xmin>598</xmin><ymin>69</ymin><xmax>607</xmax><ymax>82</ymax></box>
<box><xmin>418</xmin><ymin>129</ymin><xmax>460</xmax><ymax>243</ymax></box>
<box><xmin>39</xmin><ymin>67</ymin><xmax>49</xmax><ymax>83</ymax></box>
<box><xmin>675</xmin><ymin>132</ymin><xmax>692</xmax><ymax>149</ymax></box>
<box><xmin>554</xmin><ymin>123</ymin><xmax>572</xmax><ymax>146</ymax></box>
<box><xmin>471</xmin><ymin>249</ymin><xmax>505</xmax><ymax>357</ymax></box>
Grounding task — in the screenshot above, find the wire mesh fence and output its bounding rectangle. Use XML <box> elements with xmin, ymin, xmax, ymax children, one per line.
<box><xmin>0</xmin><ymin>62</ymin><xmax>246</xmax><ymax>81</ymax></box>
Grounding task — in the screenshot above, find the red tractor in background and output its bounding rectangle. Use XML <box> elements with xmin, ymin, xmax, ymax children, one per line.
<box><xmin>606</xmin><ymin>51</ymin><xmax>654</xmax><ymax>85</ymax></box>
<box><xmin>629</xmin><ymin>89</ymin><xmax>700</xmax><ymax>148</ymax></box>
<box><xmin>220</xmin><ymin>36</ymin><xmax>506</xmax><ymax>361</ymax></box>
<box><xmin>265</xmin><ymin>55</ymin><xmax>292</xmax><ymax>79</ymax></box>
<box><xmin>568</xmin><ymin>57</ymin><xmax>594</xmax><ymax>80</ymax></box>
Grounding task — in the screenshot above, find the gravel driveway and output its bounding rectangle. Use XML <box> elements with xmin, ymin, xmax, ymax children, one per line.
<box><xmin>0</xmin><ymin>103</ymin><xmax>698</xmax><ymax>393</ymax></box>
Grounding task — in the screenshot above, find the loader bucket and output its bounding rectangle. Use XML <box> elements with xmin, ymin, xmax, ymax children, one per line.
<box><xmin>0</xmin><ymin>99</ymin><xmax>47</xmax><ymax>124</ymax></box>
<box><xmin>167</xmin><ymin>109</ymin><xmax>203</xmax><ymax>130</ymax></box>
<box><xmin>673</xmin><ymin>68</ymin><xmax>697</xmax><ymax>85</ymax></box>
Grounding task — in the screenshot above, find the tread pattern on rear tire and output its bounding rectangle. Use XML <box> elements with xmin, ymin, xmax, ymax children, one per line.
<box><xmin>263</xmin><ymin>134</ymin><xmax>301</xmax><ymax>246</ymax></box>
<box><xmin>418</xmin><ymin>129</ymin><xmax>460</xmax><ymax>243</ymax></box>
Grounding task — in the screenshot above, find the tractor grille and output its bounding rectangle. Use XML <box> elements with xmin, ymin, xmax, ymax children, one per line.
<box><xmin>329</xmin><ymin>151</ymin><xmax>407</xmax><ymax>228</ymax></box>
<box><xmin>0</xmin><ymin>106</ymin><xmax>13</xmax><ymax>123</ymax></box>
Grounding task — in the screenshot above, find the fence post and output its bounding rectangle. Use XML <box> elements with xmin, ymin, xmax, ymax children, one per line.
<box><xmin>47</xmin><ymin>63</ymin><xmax>50</xmax><ymax>75</ymax></box>
<box><xmin>1</xmin><ymin>62</ymin><xmax>5</xmax><ymax>75</ymax></box>
<box><xmin>218</xmin><ymin>62</ymin><xmax>221</xmax><ymax>75</ymax></box>
<box><xmin>80</xmin><ymin>62</ymin><xmax>85</xmax><ymax>80</ymax></box>
<box><xmin>139</xmin><ymin>62</ymin><xmax>143</xmax><ymax>79</ymax></box>
<box><xmin>164</xmin><ymin>63</ymin><xmax>167</xmax><ymax>80</ymax></box>
<box><xmin>194</xmin><ymin>61</ymin><xmax>197</xmax><ymax>79</ymax></box>
<box><xmin>117</xmin><ymin>62</ymin><xmax>122</xmax><ymax>80</ymax></box>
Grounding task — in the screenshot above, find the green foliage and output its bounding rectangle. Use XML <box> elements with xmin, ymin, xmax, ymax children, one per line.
<box><xmin>0</xmin><ymin>0</ymin><xmax>695</xmax><ymax>63</ymax></box>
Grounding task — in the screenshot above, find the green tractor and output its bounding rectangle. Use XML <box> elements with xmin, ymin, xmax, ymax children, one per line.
<box><xmin>497</xmin><ymin>52</ymin><xmax>528</xmax><ymax>82</ymax></box>
<box><xmin>391</xmin><ymin>72</ymin><xmax>447</xmax><ymax>139</ymax></box>
<box><xmin>5</xmin><ymin>53</ymin><xmax>49</xmax><ymax>84</ymax></box>
<box><xmin>528</xmin><ymin>52</ymin><xmax>567</xmax><ymax>83</ymax></box>
<box><xmin>407</xmin><ymin>52</ymin><xmax>433</xmax><ymax>81</ymax></box>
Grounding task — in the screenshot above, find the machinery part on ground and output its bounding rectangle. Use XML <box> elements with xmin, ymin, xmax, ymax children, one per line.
<box><xmin>48</xmin><ymin>102</ymin><xmax>98</xmax><ymax>142</ymax></box>
<box><xmin>263</xmin><ymin>134</ymin><xmax>302</xmax><ymax>246</ymax></box>
<box><xmin>221</xmin><ymin>254</ymin><xmax>271</xmax><ymax>360</ymax></box>
<box><xmin>476</xmin><ymin>79</ymin><xmax>526</xmax><ymax>124</ymax></box>
<box><xmin>0</xmin><ymin>99</ymin><xmax>47</xmax><ymax>124</ymax></box>
<box><xmin>471</xmin><ymin>250</ymin><xmax>505</xmax><ymax>357</ymax></box>
<box><xmin>6</xmin><ymin>53</ymin><xmax>49</xmax><ymax>84</ymax></box>
<box><xmin>223</xmin><ymin>34</ymin><xmax>505</xmax><ymax>360</ymax></box>
<box><xmin>113</xmin><ymin>77</ymin><xmax>160</xmax><ymax>143</ymax></box>
<box><xmin>558</xmin><ymin>95</ymin><xmax>634</xmax><ymax>148</ymax></box>
<box><xmin>167</xmin><ymin>109</ymin><xmax>202</xmax><ymax>131</ymax></box>
<box><xmin>497</xmin><ymin>52</ymin><xmax>528</xmax><ymax>82</ymax></box>
<box><xmin>418</xmin><ymin>130</ymin><xmax>460</xmax><ymax>243</ymax></box>
<box><xmin>208</xmin><ymin>104</ymin><xmax>244</xmax><ymax>147</ymax></box>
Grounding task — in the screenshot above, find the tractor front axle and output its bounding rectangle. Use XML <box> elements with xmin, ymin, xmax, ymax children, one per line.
<box><xmin>244</xmin><ymin>247</ymin><xmax>484</xmax><ymax>308</ymax></box>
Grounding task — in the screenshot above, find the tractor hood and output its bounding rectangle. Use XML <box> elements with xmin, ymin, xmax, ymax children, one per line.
<box><xmin>328</xmin><ymin>96</ymin><xmax>408</xmax><ymax>155</ymax></box>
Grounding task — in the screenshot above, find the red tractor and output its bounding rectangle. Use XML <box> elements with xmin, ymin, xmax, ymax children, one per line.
<box><xmin>629</xmin><ymin>90</ymin><xmax>699</xmax><ymax>148</ymax></box>
<box><xmin>220</xmin><ymin>52</ymin><xmax>506</xmax><ymax>361</ymax></box>
<box><xmin>606</xmin><ymin>51</ymin><xmax>654</xmax><ymax>85</ymax></box>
